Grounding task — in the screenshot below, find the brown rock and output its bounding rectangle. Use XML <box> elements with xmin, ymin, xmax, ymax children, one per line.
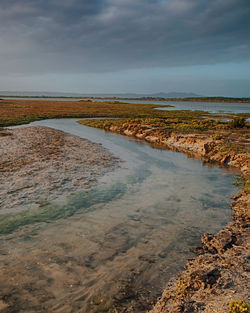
<box><xmin>202</xmin><ymin>231</ymin><xmax>236</xmax><ymax>254</ymax></box>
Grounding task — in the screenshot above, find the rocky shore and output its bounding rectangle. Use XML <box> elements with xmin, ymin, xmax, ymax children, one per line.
<box><xmin>149</xmin><ymin>192</ymin><xmax>249</xmax><ymax>313</ymax></box>
<box><xmin>82</xmin><ymin>121</ymin><xmax>249</xmax><ymax>313</ymax></box>
<box><xmin>106</xmin><ymin>124</ymin><xmax>249</xmax><ymax>170</ymax></box>
<box><xmin>0</xmin><ymin>126</ymin><xmax>119</xmax><ymax>214</ymax></box>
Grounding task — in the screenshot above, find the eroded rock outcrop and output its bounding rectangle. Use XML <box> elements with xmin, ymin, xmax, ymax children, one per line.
<box><xmin>102</xmin><ymin>124</ymin><xmax>249</xmax><ymax>171</ymax></box>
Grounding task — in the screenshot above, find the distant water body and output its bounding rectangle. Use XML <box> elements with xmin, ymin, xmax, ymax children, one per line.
<box><xmin>95</xmin><ymin>99</ymin><xmax>250</xmax><ymax>114</ymax></box>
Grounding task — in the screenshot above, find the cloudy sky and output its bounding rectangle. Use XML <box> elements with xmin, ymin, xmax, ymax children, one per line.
<box><xmin>0</xmin><ymin>0</ymin><xmax>250</xmax><ymax>96</ymax></box>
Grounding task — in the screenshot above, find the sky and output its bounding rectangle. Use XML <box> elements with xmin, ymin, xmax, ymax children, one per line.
<box><xmin>0</xmin><ymin>0</ymin><xmax>250</xmax><ymax>96</ymax></box>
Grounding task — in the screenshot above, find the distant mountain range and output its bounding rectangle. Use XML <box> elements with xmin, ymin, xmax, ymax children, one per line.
<box><xmin>142</xmin><ymin>92</ymin><xmax>201</xmax><ymax>98</ymax></box>
<box><xmin>0</xmin><ymin>91</ymin><xmax>201</xmax><ymax>98</ymax></box>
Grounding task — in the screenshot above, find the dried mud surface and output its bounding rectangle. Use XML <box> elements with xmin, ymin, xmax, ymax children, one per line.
<box><xmin>0</xmin><ymin>126</ymin><xmax>119</xmax><ymax>214</ymax></box>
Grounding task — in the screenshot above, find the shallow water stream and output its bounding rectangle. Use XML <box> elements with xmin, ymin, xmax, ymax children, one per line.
<box><xmin>0</xmin><ymin>119</ymin><xmax>239</xmax><ymax>312</ymax></box>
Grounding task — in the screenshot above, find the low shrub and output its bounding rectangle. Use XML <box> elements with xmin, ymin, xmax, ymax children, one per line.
<box><xmin>229</xmin><ymin>300</ymin><xmax>250</xmax><ymax>313</ymax></box>
<box><xmin>230</xmin><ymin>118</ymin><xmax>246</xmax><ymax>128</ymax></box>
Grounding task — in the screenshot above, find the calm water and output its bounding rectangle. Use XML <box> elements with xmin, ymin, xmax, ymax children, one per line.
<box><xmin>96</xmin><ymin>99</ymin><xmax>250</xmax><ymax>113</ymax></box>
<box><xmin>156</xmin><ymin>101</ymin><xmax>250</xmax><ymax>113</ymax></box>
<box><xmin>1</xmin><ymin>119</ymin><xmax>239</xmax><ymax>312</ymax></box>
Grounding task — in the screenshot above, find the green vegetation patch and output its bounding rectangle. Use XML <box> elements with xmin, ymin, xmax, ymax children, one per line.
<box><xmin>0</xmin><ymin>98</ymin><xmax>249</xmax><ymax>128</ymax></box>
<box><xmin>0</xmin><ymin>183</ymin><xmax>126</xmax><ymax>235</ymax></box>
<box><xmin>79</xmin><ymin>117</ymin><xmax>232</xmax><ymax>133</ymax></box>
<box><xmin>0</xmin><ymin>99</ymin><xmax>173</xmax><ymax>127</ymax></box>
<box><xmin>233</xmin><ymin>173</ymin><xmax>250</xmax><ymax>194</ymax></box>
<box><xmin>229</xmin><ymin>300</ymin><xmax>250</xmax><ymax>313</ymax></box>
<box><xmin>229</xmin><ymin>117</ymin><xmax>246</xmax><ymax>128</ymax></box>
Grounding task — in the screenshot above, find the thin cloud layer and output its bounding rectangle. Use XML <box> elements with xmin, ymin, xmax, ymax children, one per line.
<box><xmin>0</xmin><ymin>0</ymin><xmax>249</xmax><ymax>75</ymax></box>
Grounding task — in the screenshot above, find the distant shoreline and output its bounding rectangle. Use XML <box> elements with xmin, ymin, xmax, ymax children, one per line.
<box><xmin>95</xmin><ymin>97</ymin><xmax>250</xmax><ymax>103</ymax></box>
<box><xmin>1</xmin><ymin>95</ymin><xmax>250</xmax><ymax>103</ymax></box>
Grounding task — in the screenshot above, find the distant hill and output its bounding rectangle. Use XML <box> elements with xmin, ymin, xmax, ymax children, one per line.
<box><xmin>149</xmin><ymin>92</ymin><xmax>201</xmax><ymax>98</ymax></box>
<box><xmin>0</xmin><ymin>91</ymin><xmax>201</xmax><ymax>99</ymax></box>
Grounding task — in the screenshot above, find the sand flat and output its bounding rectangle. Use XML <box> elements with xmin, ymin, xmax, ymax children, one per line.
<box><xmin>0</xmin><ymin>126</ymin><xmax>119</xmax><ymax>214</ymax></box>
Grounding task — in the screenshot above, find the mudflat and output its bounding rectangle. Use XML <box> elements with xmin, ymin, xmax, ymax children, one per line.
<box><xmin>0</xmin><ymin>126</ymin><xmax>119</xmax><ymax>214</ymax></box>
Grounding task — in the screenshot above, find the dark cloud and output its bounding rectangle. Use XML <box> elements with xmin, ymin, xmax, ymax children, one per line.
<box><xmin>0</xmin><ymin>0</ymin><xmax>249</xmax><ymax>74</ymax></box>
